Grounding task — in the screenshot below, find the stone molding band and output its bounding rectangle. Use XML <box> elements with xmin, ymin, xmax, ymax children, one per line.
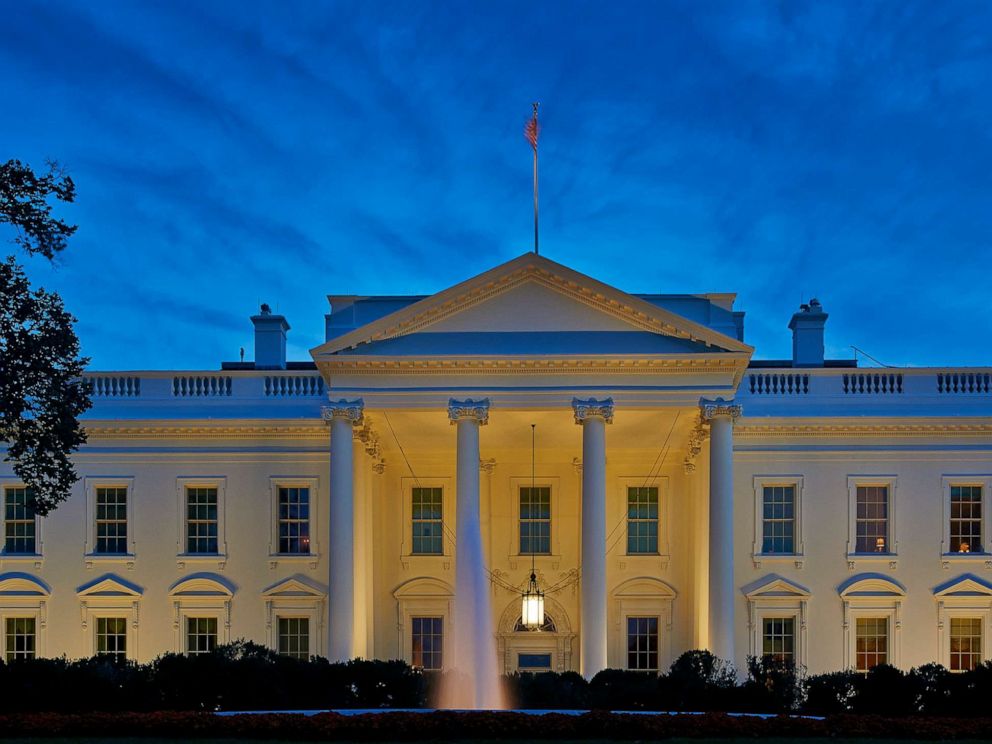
<box><xmin>448</xmin><ymin>397</ymin><xmax>491</xmax><ymax>425</ymax></box>
<box><xmin>572</xmin><ymin>397</ymin><xmax>615</xmax><ymax>424</ymax></box>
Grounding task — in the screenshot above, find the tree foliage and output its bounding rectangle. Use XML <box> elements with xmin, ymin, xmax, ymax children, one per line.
<box><xmin>0</xmin><ymin>159</ymin><xmax>89</xmax><ymax>515</ymax></box>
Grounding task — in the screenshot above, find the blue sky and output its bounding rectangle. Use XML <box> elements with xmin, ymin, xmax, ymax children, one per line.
<box><xmin>2</xmin><ymin>1</ymin><xmax>991</xmax><ymax>369</ymax></box>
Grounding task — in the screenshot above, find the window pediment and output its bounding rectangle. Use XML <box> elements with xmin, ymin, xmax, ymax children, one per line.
<box><xmin>743</xmin><ymin>574</ymin><xmax>811</xmax><ymax>600</ymax></box>
<box><xmin>77</xmin><ymin>573</ymin><xmax>143</xmax><ymax>598</ymax></box>
<box><xmin>169</xmin><ymin>573</ymin><xmax>236</xmax><ymax>598</ymax></box>
<box><xmin>393</xmin><ymin>577</ymin><xmax>453</xmax><ymax>599</ymax></box>
<box><xmin>934</xmin><ymin>573</ymin><xmax>992</xmax><ymax>598</ymax></box>
<box><xmin>612</xmin><ymin>577</ymin><xmax>677</xmax><ymax>599</ymax></box>
<box><xmin>838</xmin><ymin>573</ymin><xmax>906</xmax><ymax>598</ymax></box>
<box><xmin>0</xmin><ymin>572</ymin><xmax>50</xmax><ymax>597</ymax></box>
<box><xmin>262</xmin><ymin>576</ymin><xmax>326</xmax><ymax>598</ymax></box>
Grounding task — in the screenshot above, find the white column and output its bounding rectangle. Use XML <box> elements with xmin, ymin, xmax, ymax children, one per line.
<box><xmin>573</xmin><ymin>397</ymin><xmax>614</xmax><ymax>679</ymax></box>
<box><xmin>322</xmin><ymin>399</ymin><xmax>364</xmax><ymax>663</ymax></box>
<box><xmin>700</xmin><ymin>397</ymin><xmax>742</xmax><ymax>664</ymax></box>
<box><xmin>447</xmin><ymin>398</ymin><xmax>501</xmax><ymax>708</ymax></box>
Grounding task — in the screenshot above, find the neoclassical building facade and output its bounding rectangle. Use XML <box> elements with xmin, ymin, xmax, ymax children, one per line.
<box><xmin>2</xmin><ymin>253</ymin><xmax>991</xmax><ymax>678</ymax></box>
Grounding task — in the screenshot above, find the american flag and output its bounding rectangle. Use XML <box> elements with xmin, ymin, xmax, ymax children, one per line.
<box><xmin>524</xmin><ymin>112</ymin><xmax>539</xmax><ymax>150</ymax></box>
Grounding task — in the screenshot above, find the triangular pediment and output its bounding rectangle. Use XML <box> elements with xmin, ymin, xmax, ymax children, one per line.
<box><xmin>934</xmin><ymin>574</ymin><xmax>992</xmax><ymax>598</ymax></box>
<box><xmin>312</xmin><ymin>253</ymin><xmax>752</xmax><ymax>359</ymax></box>
<box><xmin>743</xmin><ymin>574</ymin><xmax>811</xmax><ymax>599</ymax></box>
<box><xmin>77</xmin><ymin>574</ymin><xmax>143</xmax><ymax>598</ymax></box>
<box><xmin>262</xmin><ymin>576</ymin><xmax>326</xmax><ymax>598</ymax></box>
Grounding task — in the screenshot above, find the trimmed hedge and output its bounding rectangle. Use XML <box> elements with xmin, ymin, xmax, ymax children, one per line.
<box><xmin>4</xmin><ymin>643</ymin><xmax>992</xmax><ymax>716</ymax></box>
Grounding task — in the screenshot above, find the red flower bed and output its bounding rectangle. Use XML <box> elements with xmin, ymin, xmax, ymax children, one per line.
<box><xmin>1</xmin><ymin>710</ymin><xmax>992</xmax><ymax>740</ymax></box>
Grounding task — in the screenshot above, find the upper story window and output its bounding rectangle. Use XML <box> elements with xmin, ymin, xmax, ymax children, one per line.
<box><xmin>411</xmin><ymin>487</ymin><xmax>443</xmax><ymax>555</ymax></box>
<box><xmin>950</xmin><ymin>485</ymin><xmax>983</xmax><ymax>554</ymax></box>
<box><xmin>627</xmin><ymin>486</ymin><xmax>659</xmax><ymax>555</ymax></box>
<box><xmin>762</xmin><ymin>486</ymin><xmax>796</xmax><ymax>554</ymax></box>
<box><xmin>3</xmin><ymin>487</ymin><xmax>36</xmax><ymax>555</ymax></box>
<box><xmin>95</xmin><ymin>487</ymin><xmax>128</xmax><ymax>555</ymax></box>
<box><xmin>278</xmin><ymin>486</ymin><xmax>310</xmax><ymax>555</ymax></box>
<box><xmin>855</xmin><ymin>485</ymin><xmax>890</xmax><ymax>554</ymax></box>
<box><xmin>519</xmin><ymin>486</ymin><xmax>551</xmax><ymax>555</ymax></box>
<box><xmin>186</xmin><ymin>487</ymin><xmax>219</xmax><ymax>554</ymax></box>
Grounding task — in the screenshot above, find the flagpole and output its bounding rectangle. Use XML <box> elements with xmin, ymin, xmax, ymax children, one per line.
<box><xmin>532</xmin><ymin>102</ymin><xmax>539</xmax><ymax>255</ymax></box>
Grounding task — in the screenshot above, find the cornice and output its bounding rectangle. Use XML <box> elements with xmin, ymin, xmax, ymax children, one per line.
<box><xmin>736</xmin><ymin>422</ymin><xmax>992</xmax><ymax>439</ymax></box>
<box><xmin>320</xmin><ymin>355</ymin><xmax>748</xmax><ymax>376</ymax></box>
<box><xmin>83</xmin><ymin>421</ymin><xmax>327</xmax><ymax>441</ymax></box>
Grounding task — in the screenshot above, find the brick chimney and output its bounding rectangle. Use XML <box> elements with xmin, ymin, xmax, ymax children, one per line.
<box><xmin>788</xmin><ymin>298</ymin><xmax>828</xmax><ymax>367</ymax></box>
<box><xmin>251</xmin><ymin>303</ymin><xmax>290</xmax><ymax>370</ymax></box>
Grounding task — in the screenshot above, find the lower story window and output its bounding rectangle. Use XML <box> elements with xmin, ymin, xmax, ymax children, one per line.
<box><xmin>762</xmin><ymin>617</ymin><xmax>795</xmax><ymax>662</ymax></box>
<box><xmin>411</xmin><ymin>616</ymin><xmax>442</xmax><ymax>670</ymax></box>
<box><xmin>950</xmin><ymin>617</ymin><xmax>983</xmax><ymax>672</ymax></box>
<box><xmin>855</xmin><ymin>617</ymin><xmax>888</xmax><ymax>672</ymax></box>
<box><xmin>186</xmin><ymin>617</ymin><xmax>218</xmax><ymax>655</ymax></box>
<box><xmin>96</xmin><ymin>617</ymin><xmax>127</xmax><ymax>662</ymax></box>
<box><xmin>278</xmin><ymin>617</ymin><xmax>310</xmax><ymax>660</ymax></box>
<box><xmin>4</xmin><ymin>617</ymin><xmax>36</xmax><ymax>662</ymax></box>
<box><xmin>627</xmin><ymin>616</ymin><xmax>659</xmax><ymax>671</ymax></box>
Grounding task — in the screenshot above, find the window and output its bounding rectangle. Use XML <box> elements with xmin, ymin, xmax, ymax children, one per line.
<box><xmin>856</xmin><ymin>485</ymin><xmax>890</xmax><ymax>553</ymax></box>
<box><xmin>277</xmin><ymin>617</ymin><xmax>310</xmax><ymax>660</ymax></box>
<box><xmin>186</xmin><ymin>617</ymin><xmax>218</xmax><ymax>655</ymax></box>
<box><xmin>186</xmin><ymin>487</ymin><xmax>218</xmax><ymax>554</ymax></box>
<box><xmin>4</xmin><ymin>617</ymin><xmax>35</xmax><ymax>662</ymax></box>
<box><xmin>950</xmin><ymin>617</ymin><xmax>982</xmax><ymax>672</ymax></box>
<box><xmin>278</xmin><ymin>487</ymin><xmax>310</xmax><ymax>555</ymax></box>
<box><xmin>762</xmin><ymin>617</ymin><xmax>795</xmax><ymax>662</ymax></box>
<box><xmin>3</xmin><ymin>487</ymin><xmax>35</xmax><ymax>554</ymax></box>
<box><xmin>411</xmin><ymin>616</ymin><xmax>443</xmax><ymax>670</ymax></box>
<box><xmin>96</xmin><ymin>617</ymin><xmax>127</xmax><ymax>662</ymax></box>
<box><xmin>518</xmin><ymin>653</ymin><xmax>552</xmax><ymax>671</ymax></box>
<box><xmin>411</xmin><ymin>487</ymin><xmax>443</xmax><ymax>555</ymax></box>
<box><xmin>626</xmin><ymin>616</ymin><xmax>659</xmax><ymax>671</ymax></box>
<box><xmin>950</xmin><ymin>486</ymin><xmax>983</xmax><ymax>554</ymax></box>
<box><xmin>762</xmin><ymin>486</ymin><xmax>796</xmax><ymax>554</ymax></box>
<box><xmin>627</xmin><ymin>487</ymin><xmax>659</xmax><ymax>554</ymax></box>
<box><xmin>519</xmin><ymin>486</ymin><xmax>551</xmax><ymax>555</ymax></box>
<box><xmin>855</xmin><ymin>617</ymin><xmax>888</xmax><ymax>672</ymax></box>
<box><xmin>95</xmin><ymin>487</ymin><xmax>128</xmax><ymax>554</ymax></box>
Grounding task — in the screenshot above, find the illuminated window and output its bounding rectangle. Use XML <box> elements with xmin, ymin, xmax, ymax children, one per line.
<box><xmin>3</xmin><ymin>487</ymin><xmax>35</xmax><ymax>554</ymax></box>
<box><xmin>519</xmin><ymin>486</ymin><xmax>551</xmax><ymax>555</ymax></box>
<box><xmin>950</xmin><ymin>486</ymin><xmax>983</xmax><ymax>554</ymax></box>
<box><xmin>186</xmin><ymin>487</ymin><xmax>218</xmax><ymax>554</ymax></box>
<box><xmin>627</xmin><ymin>487</ymin><xmax>659</xmax><ymax>554</ymax></box>
<box><xmin>277</xmin><ymin>617</ymin><xmax>309</xmax><ymax>660</ymax></box>
<box><xmin>762</xmin><ymin>486</ymin><xmax>796</xmax><ymax>554</ymax></box>
<box><xmin>4</xmin><ymin>617</ymin><xmax>35</xmax><ymax>662</ymax></box>
<box><xmin>186</xmin><ymin>617</ymin><xmax>217</xmax><ymax>655</ymax></box>
<box><xmin>626</xmin><ymin>616</ymin><xmax>659</xmax><ymax>671</ymax></box>
<box><xmin>856</xmin><ymin>486</ymin><xmax>889</xmax><ymax>553</ymax></box>
<box><xmin>95</xmin><ymin>487</ymin><xmax>128</xmax><ymax>554</ymax></box>
<box><xmin>411</xmin><ymin>487</ymin><xmax>443</xmax><ymax>555</ymax></box>
<box><xmin>278</xmin><ymin>487</ymin><xmax>311</xmax><ymax>555</ymax></box>
<box><xmin>411</xmin><ymin>616</ymin><xmax>442</xmax><ymax>670</ymax></box>
<box><xmin>855</xmin><ymin>617</ymin><xmax>888</xmax><ymax>671</ymax></box>
<box><xmin>96</xmin><ymin>617</ymin><xmax>127</xmax><ymax>662</ymax></box>
<box><xmin>950</xmin><ymin>617</ymin><xmax>982</xmax><ymax>672</ymax></box>
<box><xmin>761</xmin><ymin>617</ymin><xmax>795</xmax><ymax>662</ymax></box>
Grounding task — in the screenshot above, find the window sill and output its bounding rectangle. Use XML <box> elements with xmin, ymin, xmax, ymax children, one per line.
<box><xmin>176</xmin><ymin>554</ymin><xmax>227</xmax><ymax>570</ymax></box>
<box><xmin>85</xmin><ymin>554</ymin><xmax>136</xmax><ymax>570</ymax></box>
<box><xmin>268</xmin><ymin>554</ymin><xmax>319</xmax><ymax>569</ymax></box>
<box><xmin>0</xmin><ymin>554</ymin><xmax>43</xmax><ymax>568</ymax></box>
<box><xmin>846</xmin><ymin>553</ymin><xmax>898</xmax><ymax>570</ymax></box>
<box><xmin>941</xmin><ymin>553</ymin><xmax>992</xmax><ymax>569</ymax></box>
<box><xmin>752</xmin><ymin>554</ymin><xmax>805</xmax><ymax>569</ymax></box>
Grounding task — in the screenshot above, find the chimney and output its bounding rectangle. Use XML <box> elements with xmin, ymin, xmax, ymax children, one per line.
<box><xmin>788</xmin><ymin>298</ymin><xmax>828</xmax><ymax>367</ymax></box>
<box><xmin>251</xmin><ymin>303</ymin><xmax>290</xmax><ymax>370</ymax></box>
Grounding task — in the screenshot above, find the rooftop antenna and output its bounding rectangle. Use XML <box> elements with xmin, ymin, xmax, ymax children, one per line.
<box><xmin>524</xmin><ymin>103</ymin><xmax>540</xmax><ymax>255</ymax></box>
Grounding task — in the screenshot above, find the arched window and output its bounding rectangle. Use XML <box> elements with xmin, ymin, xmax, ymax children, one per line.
<box><xmin>513</xmin><ymin>614</ymin><xmax>556</xmax><ymax>633</ymax></box>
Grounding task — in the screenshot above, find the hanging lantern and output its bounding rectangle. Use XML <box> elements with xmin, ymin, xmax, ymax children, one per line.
<box><xmin>521</xmin><ymin>571</ymin><xmax>545</xmax><ymax>630</ymax></box>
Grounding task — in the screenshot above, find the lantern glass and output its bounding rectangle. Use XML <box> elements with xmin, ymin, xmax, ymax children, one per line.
<box><xmin>521</xmin><ymin>587</ymin><xmax>545</xmax><ymax>629</ymax></box>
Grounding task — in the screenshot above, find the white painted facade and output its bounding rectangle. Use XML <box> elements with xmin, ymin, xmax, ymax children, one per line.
<box><xmin>2</xmin><ymin>253</ymin><xmax>991</xmax><ymax>677</ymax></box>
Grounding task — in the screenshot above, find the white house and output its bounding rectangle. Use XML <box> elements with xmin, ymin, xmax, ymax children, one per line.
<box><xmin>2</xmin><ymin>252</ymin><xmax>991</xmax><ymax>679</ymax></box>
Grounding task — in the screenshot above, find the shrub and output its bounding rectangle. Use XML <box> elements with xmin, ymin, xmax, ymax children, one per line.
<box><xmin>657</xmin><ymin>650</ymin><xmax>737</xmax><ymax>711</ymax></box>
<box><xmin>738</xmin><ymin>655</ymin><xmax>803</xmax><ymax>713</ymax></box>
<box><xmin>803</xmin><ymin>669</ymin><xmax>860</xmax><ymax>715</ymax></box>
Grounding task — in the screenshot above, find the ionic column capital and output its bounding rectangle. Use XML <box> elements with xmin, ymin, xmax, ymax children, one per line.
<box><xmin>448</xmin><ymin>397</ymin><xmax>490</xmax><ymax>425</ymax></box>
<box><xmin>699</xmin><ymin>397</ymin><xmax>742</xmax><ymax>423</ymax></box>
<box><xmin>322</xmin><ymin>398</ymin><xmax>365</xmax><ymax>425</ymax></box>
<box><xmin>572</xmin><ymin>397</ymin><xmax>614</xmax><ymax>424</ymax></box>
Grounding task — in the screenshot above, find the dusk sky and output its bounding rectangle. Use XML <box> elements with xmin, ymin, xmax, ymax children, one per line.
<box><xmin>3</xmin><ymin>1</ymin><xmax>991</xmax><ymax>369</ymax></box>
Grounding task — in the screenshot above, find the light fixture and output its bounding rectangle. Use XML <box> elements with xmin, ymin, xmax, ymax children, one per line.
<box><xmin>521</xmin><ymin>423</ymin><xmax>546</xmax><ymax>630</ymax></box>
